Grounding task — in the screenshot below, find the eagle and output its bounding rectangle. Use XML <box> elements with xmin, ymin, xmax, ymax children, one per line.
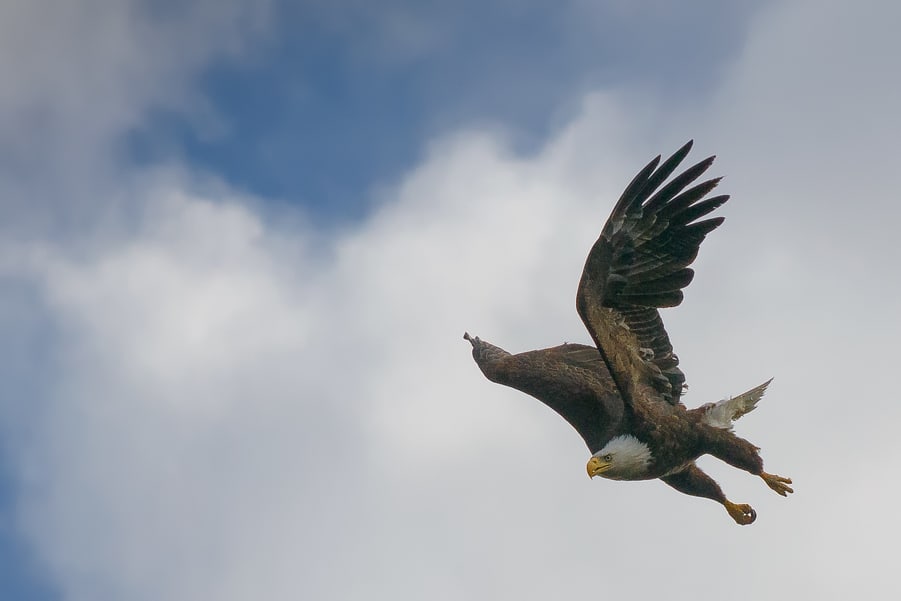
<box><xmin>464</xmin><ymin>141</ymin><xmax>792</xmax><ymax>525</ymax></box>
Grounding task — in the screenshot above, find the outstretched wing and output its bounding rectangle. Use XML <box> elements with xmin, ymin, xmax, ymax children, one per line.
<box><xmin>576</xmin><ymin>141</ymin><xmax>728</xmax><ymax>407</ymax></box>
<box><xmin>465</xmin><ymin>334</ymin><xmax>625</xmax><ymax>453</ymax></box>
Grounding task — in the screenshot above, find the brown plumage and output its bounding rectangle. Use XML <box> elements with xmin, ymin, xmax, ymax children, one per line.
<box><xmin>464</xmin><ymin>141</ymin><xmax>792</xmax><ymax>525</ymax></box>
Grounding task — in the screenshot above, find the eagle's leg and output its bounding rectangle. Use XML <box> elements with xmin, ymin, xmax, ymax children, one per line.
<box><xmin>660</xmin><ymin>464</ymin><xmax>756</xmax><ymax>525</ymax></box>
<box><xmin>705</xmin><ymin>429</ymin><xmax>794</xmax><ymax>497</ymax></box>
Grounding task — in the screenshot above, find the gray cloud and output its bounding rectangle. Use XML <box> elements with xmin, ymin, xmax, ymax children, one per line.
<box><xmin>2</xmin><ymin>0</ymin><xmax>900</xmax><ymax>599</ymax></box>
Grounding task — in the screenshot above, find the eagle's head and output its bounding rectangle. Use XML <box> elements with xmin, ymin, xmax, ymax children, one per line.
<box><xmin>586</xmin><ymin>435</ymin><xmax>652</xmax><ymax>481</ymax></box>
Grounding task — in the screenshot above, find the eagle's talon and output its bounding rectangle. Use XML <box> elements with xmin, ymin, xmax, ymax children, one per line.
<box><xmin>761</xmin><ymin>472</ymin><xmax>793</xmax><ymax>496</ymax></box>
<box><xmin>724</xmin><ymin>500</ymin><xmax>756</xmax><ymax>525</ymax></box>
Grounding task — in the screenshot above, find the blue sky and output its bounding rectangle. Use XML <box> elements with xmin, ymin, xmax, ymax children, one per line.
<box><xmin>2</xmin><ymin>1</ymin><xmax>901</xmax><ymax>600</ymax></box>
<box><xmin>127</xmin><ymin>1</ymin><xmax>766</xmax><ymax>221</ymax></box>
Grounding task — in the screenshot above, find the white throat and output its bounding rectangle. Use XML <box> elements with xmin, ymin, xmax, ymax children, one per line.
<box><xmin>593</xmin><ymin>435</ymin><xmax>652</xmax><ymax>480</ymax></box>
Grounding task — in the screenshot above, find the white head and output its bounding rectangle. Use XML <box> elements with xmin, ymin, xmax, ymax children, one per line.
<box><xmin>586</xmin><ymin>435</ymin><xmax>652</xmax><ymax>481</ymax></box>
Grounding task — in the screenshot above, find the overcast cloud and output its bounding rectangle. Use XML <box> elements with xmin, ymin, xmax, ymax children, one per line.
<box><xmin>2</xmin><ymin>0</ymin><xmax>900</xmax><ymax>599</ymax></box>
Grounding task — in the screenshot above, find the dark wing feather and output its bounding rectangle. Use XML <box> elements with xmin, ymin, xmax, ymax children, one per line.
<box><xmin>465</xmin><ymin>334</ymin><xmax>624</xmax><ymax>453</ymax></box>
<box><xmin>576</xmin><ymin>140</ymin><xmax>728</xmax><ymax>407</ymax></box>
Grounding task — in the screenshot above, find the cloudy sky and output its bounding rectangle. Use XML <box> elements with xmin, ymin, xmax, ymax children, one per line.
<box><xmin>1</xmin><ymin>0</ymin><xmax>899</xmax><ymax>599</ymax></box>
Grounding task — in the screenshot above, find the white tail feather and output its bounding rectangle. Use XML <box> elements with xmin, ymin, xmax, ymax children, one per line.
<box><xmin>702</xmin><ymin>379</ymin><xmax>773</xmax><ymax>429</ymax></box>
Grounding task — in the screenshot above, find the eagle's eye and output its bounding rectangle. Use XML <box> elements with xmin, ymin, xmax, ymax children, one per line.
<box><xmin>603</xmin><ymin>454</ymin><xmax>613</xmax><ymax>462</ymax></box>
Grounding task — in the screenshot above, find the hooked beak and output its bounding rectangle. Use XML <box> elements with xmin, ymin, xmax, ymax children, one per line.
<box><xmin>586</xmin><ymin>456</ymin><xmax>611</xmax><ymax>478</ymax></box>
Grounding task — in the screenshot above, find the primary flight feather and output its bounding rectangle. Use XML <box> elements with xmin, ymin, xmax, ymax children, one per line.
<box><xmin>464</xmin><ymin>141</ymin><xmax>792</xmax><ymax>525</ymax></box>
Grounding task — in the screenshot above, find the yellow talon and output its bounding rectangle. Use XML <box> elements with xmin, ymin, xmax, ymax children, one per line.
<box><xmin>761</xmin><ymin>472</ymin><xmax>794</xmax><ymax>496</ymax></box>
<box><xmin>724</xmin><ymin>500</ymin><xmax>756</xmax><ymax>525</ymax></box>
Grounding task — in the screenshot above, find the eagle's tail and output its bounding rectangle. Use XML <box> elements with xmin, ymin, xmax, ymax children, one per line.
<box><xmin>701</xmin><ymin>379</ymin><xmax>773</xmax><ymax>430</ymax></box>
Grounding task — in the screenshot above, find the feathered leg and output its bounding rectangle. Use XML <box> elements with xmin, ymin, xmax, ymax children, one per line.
<box><xmin>704</xmin><ymin>428</ymin><xmax>794</xmax><ymax>496</ymax></box>
<box><xmin>661</xmin><ymin>464</ymin><xmax>756</xmax><ymax>525</ymax></box>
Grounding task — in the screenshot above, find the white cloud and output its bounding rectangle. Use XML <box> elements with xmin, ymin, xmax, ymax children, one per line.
<box><xmin>0</xmin><ymin>0</ymin><xmax>271</xmax><ymax>228</ymax></box>
<box><xmin>3</xmin><ymin>0</ymin><xmax>901</xmax><ymax>600</ymax></box>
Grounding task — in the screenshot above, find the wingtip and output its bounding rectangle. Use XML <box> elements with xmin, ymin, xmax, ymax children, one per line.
<box><xmin>699</xmin><ymin>154</ymin><xmax>717</xmax><ymax>169</ymax></box>
<box><xmin>656</xmin><ymin>141</ymin><xmax>696</xmax><ymax>179</ymax></box>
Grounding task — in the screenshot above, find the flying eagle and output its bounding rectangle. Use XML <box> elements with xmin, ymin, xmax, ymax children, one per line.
<box><xmin>464</xmin><ymin>141</ymin><xmax>792</xmax><ymax>525</ymax></box>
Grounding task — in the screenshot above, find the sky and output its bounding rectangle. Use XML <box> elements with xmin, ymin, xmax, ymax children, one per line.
<box><xmin>1</xmin><ymin>0</ymin><xmax>899</xmax><ymax>599</ymax></box>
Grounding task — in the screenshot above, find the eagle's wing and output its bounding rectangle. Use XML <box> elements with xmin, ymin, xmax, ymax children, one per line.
<box><xmin>465</xmin><ymin>335</ymin><xmax>624</xmax><ymax>453</ymax></box>
<box><xmin>576</xmin><ymin>141</ymin><xmax>728</xmax><ymax>407</ymax></box>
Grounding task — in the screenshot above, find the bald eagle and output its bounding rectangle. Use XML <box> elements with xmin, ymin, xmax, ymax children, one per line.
<box><xmin>464</xmin><ymin>141</ymin><xmax>792</xmax><ymax>525</ymax></box>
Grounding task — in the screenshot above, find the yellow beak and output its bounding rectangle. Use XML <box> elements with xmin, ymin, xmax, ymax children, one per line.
<box><xmin>586</xmin><ymin>456</ymin><xmax>611</xmax><ymax>478</ymax></box>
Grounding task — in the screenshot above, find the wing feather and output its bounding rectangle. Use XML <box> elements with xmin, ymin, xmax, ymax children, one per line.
<box><xmin>576</xmin><ymin>141</ymin><xmax>728</xmax><ymax>407</ymax></box>
<box><xmin>465</xmin><ymin>335</ymin><xmax>625</xmax><ymax>453</ymax></box>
